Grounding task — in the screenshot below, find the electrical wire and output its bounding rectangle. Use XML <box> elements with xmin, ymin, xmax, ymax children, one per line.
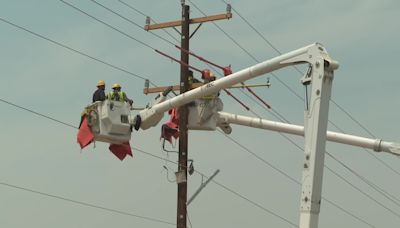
<box><xmin>186</xmin><ymin>0</ymin><xmax>304</xmax><ymax>102</ymax></box>
<box><xmin>0</xmin><ymin>99</ymin><xmax>368</xmax><ymax>226</ymax></box>
<box><xmin>0</xmin><ymin>96</ymin><xmax>387</xmax><ymax>226</ymax></box>
<box><xmin>326</xmin><ymin>152</ymin><xmax>400</xmax><ymax>208</ymax></box>
<box><xmin>0</xmin><ymin>17</ymin><xmax>389</xmax><ymax>228</ymax></box>
<box><xmin>46</xmin><ymin>1</ymin><xmax>397</xmax><ymax>220</ymax></box>
<box><xmin>117</xmin><ymin>0</ymin><xmax>180</xmax><ymax>44</ymax></box>
<box><xmin>185</xmin><ymin>0</ymin><xmax>400</xmax><ymax>219</ymax></box>
<box><xmin>64</xmin><ymin>0</ymin><xmax>400</xmax><ymax>186</ymax></box>
<box><xmin>187</xmin><ymin>210</ymin><xmax>193</xmax><ymax>228</ymax></box>
<box><xmin>216</xmin><ymin>130</ymin><xmax>378</xmax><ymax>228</ymax></box>
<box><xmin>0</xmin><ymin>98</ymin><xmax>297</xmax><ymax>227</ymax></box>
<box><xmin>0</xmin><ymin>17</ymin><xmax>158</xmax><ymax>87</ymax></box>
<box><xmin>1</xmin><ymin>4</ymin><xmax>396</xmax><ymax>226</ymax></box>
<box><xmin>218</xmin><ymin>0</ymin><xmax>304</xmax><ymax>76</ymax></box>
<box><xmin>89</xmin><ymin>0</ymin><xmax>178</xmax><ymax>47</ymax></box>
<box><xmin>325</xmin><ymin>165</ymin><xmax>400</xmax><ymax>219</ymax></box>
<box><xmin>0</xmin><ymin>182</ymin><xmax>175</xmax><ymax>226</ymax></box>
<box><xmin>214</xmin><ymin>0</ymin><xmax>400</xmax><ymax>177</ymax></box>
<box><xmin>132</xmin><ymin>148</ymin><xmax>299</xmax><ymax>227</ymax></box>
<box><xmin>220</xmin><ymin>121</ymin><xmax>400</xmax><ymax>222</ymax></box>
<box><xmin>0</xmin><ymin>98</ymin><xmax>382</xmax><ymax>227</ymax></box>
<box><xmin>218</xmin><ymin>0</ymin><xmax>381</xmax><ymax>145</ymax></box>
<box><xmin>59</xmin><ymin>0</ymin><xmax>153</xmax><ymax>49</ymax></box>
<box><xmin>83</xmin><ymin>0</ymin><xmax>270</xmax><ymax>114</ymax></box>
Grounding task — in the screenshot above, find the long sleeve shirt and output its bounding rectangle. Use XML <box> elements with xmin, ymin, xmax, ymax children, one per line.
<box><xmin>92</xmin><ymin>88</ymin><xmax>106</xmax><ymax>103</ymax></box>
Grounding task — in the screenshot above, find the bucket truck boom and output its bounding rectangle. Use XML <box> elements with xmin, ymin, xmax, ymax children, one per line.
<box><xmin>87</xmin><ymin>43</ymin><xmax>398</xmax><ymax>228</ymax></box>
<box><xmin>134</xmin><ymin>42</ymin><xmax>338</xmax><ymax>228</ymax></box>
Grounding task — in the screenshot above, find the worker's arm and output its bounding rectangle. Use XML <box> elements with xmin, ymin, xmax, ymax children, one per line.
<box><xmin>123</xmin><ymin>92</ymin><xmax>133</xmax><ymax>105</ymax></box>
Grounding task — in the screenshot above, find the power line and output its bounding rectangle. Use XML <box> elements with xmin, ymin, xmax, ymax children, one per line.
<box><xmin>216</xmin><ymin>0</ymin><xmax>380</xmax><ymax>139</ymax></box>
<box><xmin>218</xmin><ymin>0</ymin><xmax>303</xmax><ymax>76</ymax></box>
<box><xmin>66</xmin><ymin>0</ymin><xmax>400</xmax><ymax>185</ymax></box>
<box><xmin>0</xmin><ymin>93</ymin><xmax>388</xmax><ymax>227</ymax></box>
<box><xmin>117</xmin><ymin>0</ymin><xmax>180</xmax><ymax>44</ymax></box>
<box><xmin>325</xmin><ymin>165</ymin><xmax>400</xmax><ymax>219</ymax></box>
<box><xmin>214</xmin><ymin>0</ymin><xmax>400</xmax><ymax>177</ymax></box>
<box><xmin>221</xmin><ymin>118</ymin><xmax>400</xmax><ymax>222</ymax></box>
<box><xmin>59</xmin><ymin>0</ymin><xmax>154</xmax><ymax>49</ymax></box>
<box><xmin>65</xmin><ymin>0</ymin><xmax>299</xmax><ymax>132</ymax></box>
<box><xmin>89</xmin><ymin>0</ymin><xmax>178</xmax><ymax>47</ymax></box>
<box><xmin>216</xmin><ymin>130</ymin><xmax>377</xmax><ymax>228</ymax></box>
<box><xmin>0</xmin><ymin>17</ymin><xmax>158</xmax><ymax>87</ymax></box>
<box><xmin>0</xmin><ymin>98</ymin><xmax>77</xmax><ymax>129</ymax></box>
<box><xmin>186</xmin><ymin>0</ymin><xmax>304</xmax><ymax>102</ymax></box>
<box><xmin>0</xmin><ymin>98</ymin><xmax>297</xmax><ymax>227</ymax></box>
<box><xmin>0</xmin><ymin>7</ymin><xmax>384</xmax><ymax>226</ymax></box>
<box><xmin>0</xmin><ymin>182</ymin><xmax>175</xmax><ymax>226</ymax></box>
<box><xmin>186</xmin><ymin>0</ymin><xmax>400</xmax><ymax>214</ymax></box>
<box><xmin>133</xmin><ymin>148</ymin><xmax>298</xmax><ymax>227</ymax></box>
<box><xmin>225</xmin><ymin>84</ymin><xmax>400</xmax><ymax>208</ymax></box>
<box><xmin>322</xmin><ymin>197</ymin><xmax>376</xmax><ymax>228</ymax></box>
<box><xmin>3</xmin><ymin>3</ymin><xmax>396</xmax><ymax>226</ymax></box>
<box><xmin>330</xmin><ymin>100</ymin><xmax>376</xmax><ymax>138</ymax></box>
<box><xmin>0</xmin><ymin>98</ymin><xmax>384</xmax><ymax>227</ymax></box>
<box><xmin>326</xmin><ymin>152</ymin><xmax>400</xmax><ymax>208</ymax></box>
<box><xmin>211</xmin><ymin>179</ymin><xmax>298</xmax><ymax>227</ymax></box>
<box><xmin>1</xmin><ymin>14</ymin><xmax>391</xmax><ymax>228</ymax></box>
<box><xmin>82</xmin><ymin>0</ymin><xmax>300</xmax><ymax>126</ymax></box>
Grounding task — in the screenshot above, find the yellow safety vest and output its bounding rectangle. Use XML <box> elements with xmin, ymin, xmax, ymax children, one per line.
<box><xmin>108</xmin><ymin>92</ymin><xmax>125</xmax><ymax>102</ymax></box>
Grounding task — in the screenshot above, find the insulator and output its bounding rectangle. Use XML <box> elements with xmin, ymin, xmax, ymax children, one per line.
<box><xmin>226</xmin><ymin>4</ymin><xmax>232</xmax><ymax>13</ymax></box>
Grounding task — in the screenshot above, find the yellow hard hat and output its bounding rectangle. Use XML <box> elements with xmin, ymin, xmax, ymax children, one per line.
<box><xmin>97</xmin><ymin>80</ymin><xmax>105</xmax><ymax>87</ymax></box>
<box><xmin>112</xmin><ymin>83</ymin><xmax>121</xmax><ymax>89</ymax></box>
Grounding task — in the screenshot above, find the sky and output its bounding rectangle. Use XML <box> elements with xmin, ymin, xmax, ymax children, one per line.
<box><xmin>1</xmin><ymin>0</ymin><xmax>400</xmax><ymax>227</ymax></box>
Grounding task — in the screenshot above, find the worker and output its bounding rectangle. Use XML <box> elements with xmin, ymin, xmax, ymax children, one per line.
<box><xmin>92</xmin><ymin>80</ymin><xmax>106</xmax><ymax>103</ymax></box>
<box><xmin>201</xmin><ymin>70</ymin><xmax>219</xmax><ymax>99</ymax></box>
<box><xmin>201</xmin><ymin>69</ymin><xmax>216</xmax><ymax>83</ymax></box>
<box><xmin>107</xmin><ymin>83</ymin><xmax>133</xmax><ymax>105</ymax></box>
<box><xmin>188</xmin><ymin>70</ymin><xmax>201</xmax><ymax>85</ymax></box>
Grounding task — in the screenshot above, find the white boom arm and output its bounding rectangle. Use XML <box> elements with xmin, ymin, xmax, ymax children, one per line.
<box><xmin>135</xmin><ymin>43</ymin><xmax>338</xmax><ymax>228</ymax></box>
<box><xmin>217</xmin><ymin>112</ymin><xmax>400</xmax><ymax>156</ymax></box>
<box><xmin>135</xmin><ymin>43</ymin><xmax>338</xmax><ymax>130</ymax></box>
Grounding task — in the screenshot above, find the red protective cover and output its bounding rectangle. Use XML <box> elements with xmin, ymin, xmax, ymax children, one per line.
<box><xmin>77</xmin><ymin>117</ymin><xmax>94</xmax><ymax>149</ymax></box>
<box><xmin>109</xmin><ymin>142</ymin><xmax>133</xmax><ymax>161</ymax></box>
<box><xmin>161</xmin><ymin>108</ymin><xmax>179</xmax><ymax>144</ymax></box>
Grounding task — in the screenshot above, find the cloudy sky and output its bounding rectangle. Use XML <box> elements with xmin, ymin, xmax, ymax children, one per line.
<box><xmin>1</xmin><ymin>0</ymin><xmax>400</xmax><ymax>227</ymax></box>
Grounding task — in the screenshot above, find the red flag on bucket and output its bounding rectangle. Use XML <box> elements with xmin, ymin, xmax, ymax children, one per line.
<box><xmin>161</xmin><ymin>108</ymin><xmax>179</xmax><ymax>144</ymax></box>
<box><xmin>109</xmin><ymin>142</ymin><xmax>133</xmax><ymax>161</ymax></box>
<box><xmin>77</xmin><ymin>117</ymin><xmax>94</xmax><ymax>149</ymax></box>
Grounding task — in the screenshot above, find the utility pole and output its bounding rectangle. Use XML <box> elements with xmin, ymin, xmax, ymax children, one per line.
<box><xmin>177</xmin><ymin>3</ymin><xmax>190</xmax><ymax>228</ymax></box>
<box><xmin>144</xmin><ymin>2</ymin><xmax>232</xmax><ymax>228</ymax></box>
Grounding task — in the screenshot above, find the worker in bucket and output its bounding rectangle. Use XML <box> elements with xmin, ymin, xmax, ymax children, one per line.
<box><xmin>201</xmin><ymin>69</ymin><xmax>216</xmax><ymax>83</ymax></box>
<box><xmin>92</xmin><ymin>80</ymin><xmax>106</xmax><ymax>103</ymax></box>
<box><xmin>107</xmin><ymin>83</ymin><xmax>133</xmax><ymax>105</ymax></box>
<box><xmin>201</xmin><ymin>69</ymin><xmax>218</xmax><ymax>99</ymax></box>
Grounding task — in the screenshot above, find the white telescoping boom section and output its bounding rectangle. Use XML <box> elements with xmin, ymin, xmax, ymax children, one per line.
<box><xmin>217</xmin><ymin>112</ymin><xmax>400</xmax><ymax>156</ymax></box>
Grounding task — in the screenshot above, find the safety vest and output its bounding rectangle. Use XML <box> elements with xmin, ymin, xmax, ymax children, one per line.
<box><xmin>108</xmin><ymin>92</ymin><xmax>125</xmax><ymax>102</ymax></box>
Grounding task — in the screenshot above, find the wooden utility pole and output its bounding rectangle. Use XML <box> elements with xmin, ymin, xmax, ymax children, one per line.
<box><xmin>145</xmin><ymin>2</ymin><xmax>232</xmax><ymax>228</ymax></box>
<box><xmin>177</xmin><ymin>4</ymin><xmax>190</xmax><ymax>228</ymax></box>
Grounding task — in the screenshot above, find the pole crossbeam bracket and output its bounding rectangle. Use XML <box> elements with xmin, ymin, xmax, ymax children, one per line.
<box><xmin>144</xmin><ymin>13</ymin><xmax>232</xmax><ymax>31</ymax></box>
